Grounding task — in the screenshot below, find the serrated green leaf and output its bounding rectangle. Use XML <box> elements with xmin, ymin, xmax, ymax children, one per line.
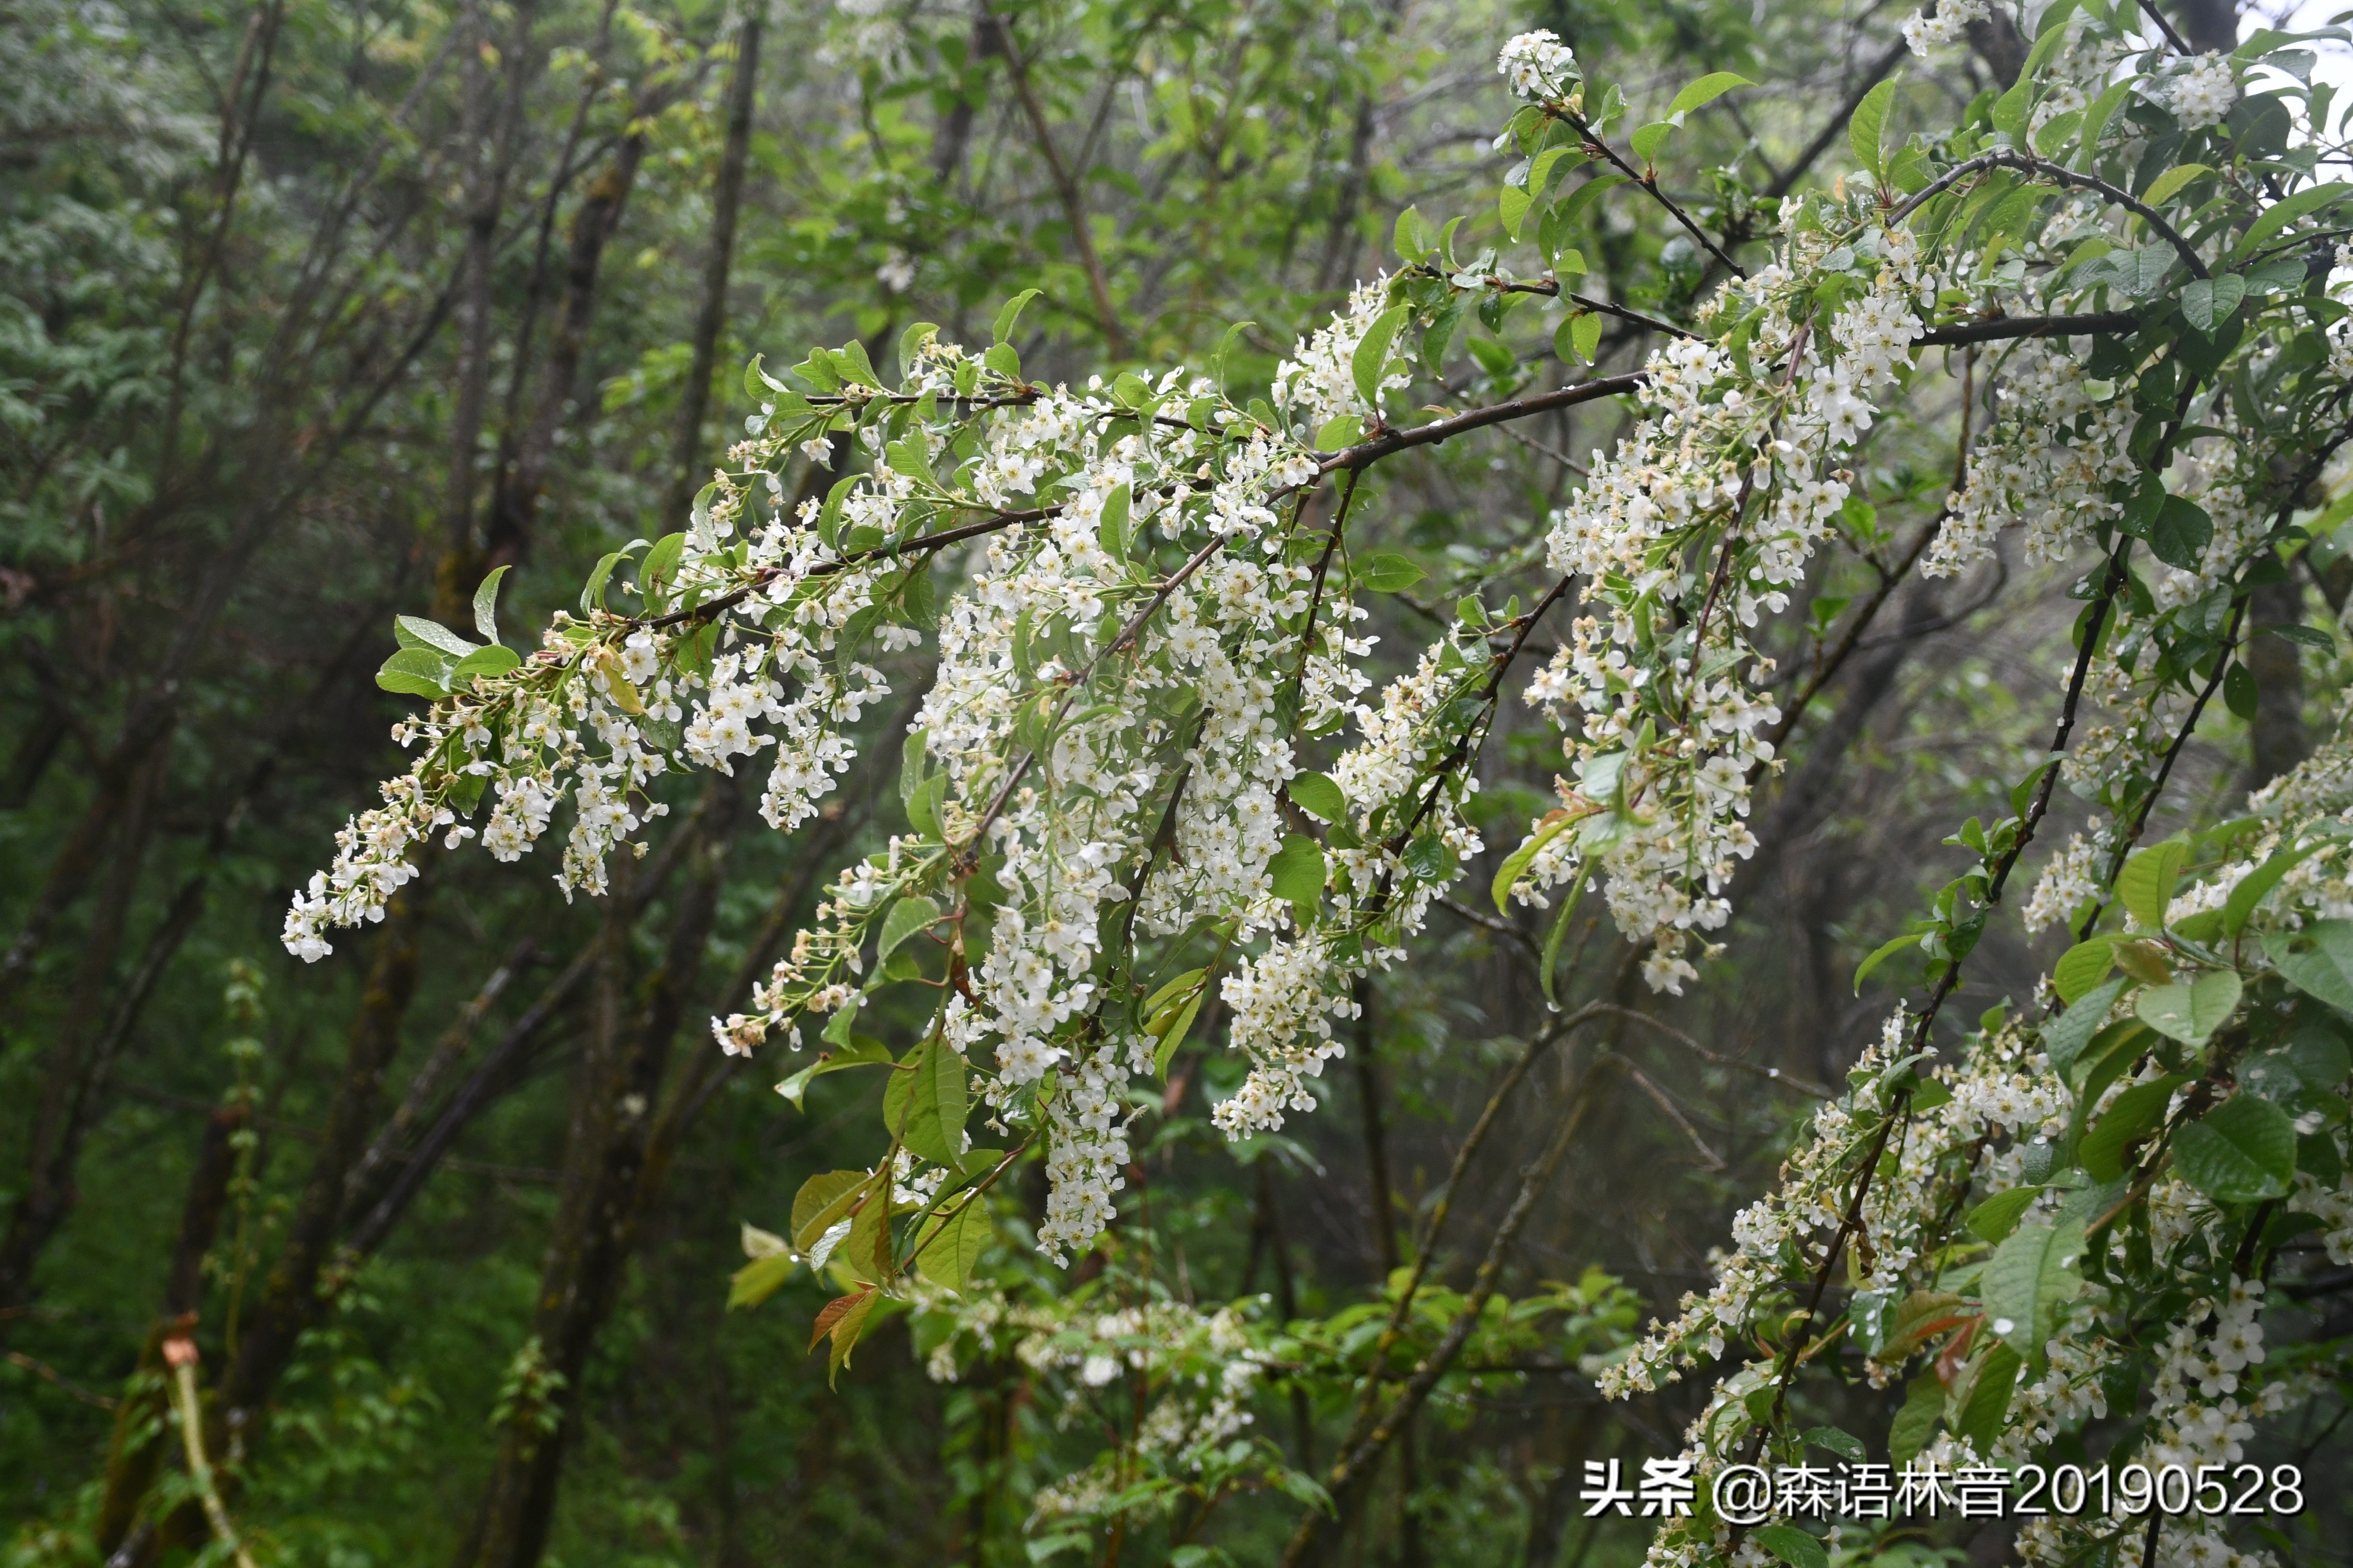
<box><xmin>2053</xmin><ymin>936</ymin><xmax>2119</xmax><ymax>1004</ymax></box>
<box><xmin>1355</xmin><ymin>552</ymin><xmax>1425</xmax><ymax>593</ymax></box>
<box><xmin>1289</xmin><ymin>771</ymin><xmax>1347</xmax><ymax>823</ymax></box>
<box><xmin>877</xmin><ymin>895</ymin><xmax>941</xmax><ymax>963</ymax></box>
<box><xmin>2265</xmin><ymin>919</ymin><xmax>2353</xmax><ymax>1012</ymax></box>
<box><xmin>472</xmin><ymin>564</ymin><xmax>511</xmax><ymax>643</ymax></box>
<box><xmin>1152</xmin><ymin>989</ymin><xmax>1206</xmax><ymax>1078</ymax></box>
<box><xmin>1628</xmin><ymin>120</ymin><xmax>1674</xmax><ymax>164</ymax></box>
<box><xmin>451</xmin><ymin>643</ymin><xmax>522</xmax><ymax>687</ymax></box>
<box><xmin>727</xmin><ymin>1252</ymin><xmax>795</xmax><ymax>1310</ymax></box>
<box><xmin>1754</xmin><ymin>1525</ymin><xmax>1827</xmax><ymax>1568</ymax></box>
<box><xmin>394</xmin><ymin>615</ymin><xmax>480</xmax><ymax>659</ymax></box>
<box><xmin>1498</xmin><ymin>183</ymin><xmax>1533</xmax><ymax>241</ymax></box>
<box><xmin>2134</xmin><ymin>970</ymin><xmax>2241</xmax><ymax>1043</ymax></box>
<box><xmin>1888</xmin><ymin>1371</ymin><xmax>1944</xmax><ymax>1463</ymax></box>
<box><xmin>1966</xmin><ymin>1185</ymin><xmax>2044</xmax><ymax>1244</ymax></box>
<box><xmin>2174</xmin><ymin>1093</ymin><xmax>2297</xmax><ymax>1203</ymax></box>
<box><xmin>2181</xmin><ymin>273</ymin><xmax>2247</xmax><ymax>333</ymax></box>
<box><xmin>1956</xmin><ymin>1343</ymin><xmax>2022</xmax><ymax>1447</ymax></box>
<box><xmin>1667</xmin><ymin>71</ymin><xmax>1754</xmax><ymax>119</ymax></box>
<box><xmin>2143</xmin><ymin>162</ymin><xmax>2213</xmax><ymax>208</ymax></box>
<box><xmin>2082</xmin><ymin>1074</ymin><xmax>2192</xmax><ymax>1181</ymax></box>
<box><xmin>1849</xmin><ymin>79</ymin><xmax>1897</xmax><ymax>179</ymax></box>
<box><xmin>993</xmin><ymin>288</ymin><xmax>1043</xmax><ymax>345</ymax></box>
<box><xmin>1852</xmin><ymin>930</ymin><xmax>1923</xmax><ymax>994</ymax></box>
<box><xmin>774</xmin><ymin>1035</ymin><xmax>893</xmax><ymax>1111</ymax></box>
<box><xmin>914</xmin><ymin>1196</ymin><xmax>991</xmax><ymax>1290</ymax></box>
<box><xmin>1268</xmin><ymin>835</ymin><xmax>1328</xmax><ymax>907</ymax></box>
<box><xmin>377</xmin><ymin>647</ymin><xmax>456</xmax><ymax>698</ymax></box>
<box><xmin>1351</xmin><ymin>304</ymin><xmax>1411</xmax><ymax>412</ymax></box>
<box><xmin>2117</xmin><ymin>841</ymin><xmax>2187</xmax><ymax>930</ymax></box>
<box><xmin>2044</xmin><ymin>975</ymin><xmax>2128</xmax><ymax>1076</ymax></box>
<box><xmin>791</xmin><ymin>1169</ymin><xmax>872</xmax><ymax>1253</ymax></box>
<box><xmin>1982</xmin><ymin>1217</ymin><xmax>2084</xmax><ymax>1366</ymax></box>
<box><xmin>1493</xmin><ymin>810</ymin><xmax>1582</xmax><ymax>913</ymax></box>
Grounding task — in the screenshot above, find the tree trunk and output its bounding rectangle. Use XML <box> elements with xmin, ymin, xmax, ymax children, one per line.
<box><xmin>461</xmin><ymin>778</ymin><xmax>741</xmax><ymax>1568</ymax></box>
<box><xmin>660</xmin><ymin>13</ymin><xmax>763</xmax><ymax>532</ymax></box>
<box><xmin>2243</xmin><ymin>577</ymin><xmax>2310</xmax><ymax>793</ymax></box>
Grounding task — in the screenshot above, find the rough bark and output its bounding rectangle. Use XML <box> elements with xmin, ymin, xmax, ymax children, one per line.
<box><xmin>2243</xmin><ymin>576</ymin><xmax>2310</xmax><ymax>792</ymax></box>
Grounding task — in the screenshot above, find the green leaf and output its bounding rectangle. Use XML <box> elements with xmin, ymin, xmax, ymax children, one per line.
<box><xmin>914</xmin><ymin>1196</ymin><xmax>992</xmax><ymax>1290</ymax></box>
<box><xmin>1493</xmin><ymin>811</ymin><xmax>1583</xmax><ymax>913</ymax></box>
<box><xmin>2151</xmin><ymin>495</ymin><xmax>2215</xmax><ymax>571</ymax></box>
<box><xmin>1268</xmin><ymin>835</ymin><xmax>1328</xmax><ymax>907</ymax></box>
<box><xmin>1754</xmin><ymin>1525</ymin><xmax>1827</xmax><ymax>1568</ymax></box>
<box><xmin>774</xmin><ymin>1036</ymin><xmax>893</xmax><ymax>1111</ymax></box>
<box><xmin>2174</xmin><ymin>1093</ymin><xmax>2298</xmax><ymax>1203</ymax></box>
<box><xmin>1354</xmin><ymin>552</ymin><xmax>1425</xmax><ymax>593</ymax></box>
<box><xmin>1555</xmin><ymin>311</ymin><xmax>1603</xmax><ymax>365</ymax></box>
<box><xmin>877</xmin><ymin>895</ymin><xmax>941</xmax><ymax>963</ymax></box>
<box><xmin>640</xmin><ymin>532</ymin><xmax>687</xmax><ymax>603</ymax></box>
<box><xmin>2142</xmin><ymin>162</ymin><xmax>2212</xmax><ymax>208</ymax></box>
<box><xmin>472</xmin><ymin>564</ymin><xmax>511</xmax><ymax>643</ymax></box>
<box><xmin>993</xmin><ymin>288</ymin><xmax>1043</xmax><ymax>345</ymax></box>
<box><xmin>1805</xmin><ymin>1425</ymin><xmax>1866</xmax><ymax>1464</ymax></box>
<box><xmin>377</xmin><ymin>647</ymin><xmax>455</xmax><ymax>699</ymax></box>
<box><xmin>2181</xmin><ymin>273</ymin><xmax>2248</xmax><ymax>333</ymax></box>
<box><xmin>2134</xmin><ymin>970</ymin><xmax>2241</xmax><ymax>1043</ymax></box>
<box><xmin>2070</xmin><ymin>1020</ymin><xmax>2152</xmax><ymax>1106</ymax></box>
<box><xmin>727</xmin><ymin>1252</ymin><xmax>796</xmax><ymax>1310</ymax></box>
<box><xmin>1316</xmin><ymin>415</ymin><xmax>1364</xmax><ymax>451</ymax></box>
<box><xmin>2044</xmin><ymin>975</ymin><xmax>2128</xmax><ymax>1076</ymax></box>
<box><xmin>1498</xmin><ymin>183</ymin><xmax>1533</xmax><ymax>241</ymax></box>
<box><xmin>2082</xmin><ymin>1074</ymin><xmax>2192</xmax><ymax>1181</ymax></box>
<box><xmin>579</xmin><ymin>542</ymin><xmax>648</xmax><ymax>613</ymax></box>
<box><xmin>1852</xmin><ymin>931</ymin><xmax>1923</xmax><ymax>994</ymax></box>
<box><xmin>2053</xmin><ymin>937</ymin><xmax>2119</xmax><ymax>1004</ymax></box>
<box><xmin>791</xmin><ymin>1169</ymin><xmax>872</xmax><ymax>1253</ymax></box>
<box><xmin>1098</xmin><ymin>484</ymin><xmax>1132</xmax><ymax>562</ymax></box>
<box><xmin>1982</xmin><ymin>1217</ymin><xmax>2084</xmax><ymax>1365</ymax></box>
<box><xmin>1849</xmin><ymin>79</ymin><xmax>1897</xmax><ymax>180</ymax></box>
<box><xmin>2221</xmin><ymin>846</ymin><xmax>2334</xmax><ymax>931</ymax></box>
<box><xmin>1351</xmin><ymin>304</ymin><xmax>1411</xmax><ymax>412</ymax></box>
<box><xmin>1966</xmin><ymin>1185</ymin><xmax>2044</xmax><ymax>1244</ymax></box>
<box><xmin>2233</xmin><ymin>181</ymin><xmax>2352</xmax><ymax>260</ymax></box>
<box><xmin>819</xmin><ymin>1288</ymin><xmax>878</xmax><ymax>1385</ymax></box>
<box><xmin>2117</xmin><ymin>841</ymin><xmax>2187</xmax><ymax>930</ymax></box>
<box><xmin>1991</xmin><ymin>77</ymin><xmax>2032</xmax><ymax>142</ymax></box>
<box><xmin>1392</xmin><ymin>205</ymin><xmax>1430</xmax><ymax>263</ymax></box>
<box><xmin>451</xmin><ymin>643</ymin><xmax>522</xmax><ymax>686</ymax></box>
<box><xmin>1628</xmin><ymin>120</ymin><xmax>1675</xmax><ymax>164</ymax></box>
<box><xmin>1152</xmin><ymin>988</ymin><xmax>1206</xmax><ymax>1078</ymax></box>
<box><xmin>1888</xmin><ymin>1371</ymin><xmax>1944</xmax><ymax>1463</ymax></box>
<box><xmin>1956</xmin><ymin>1344</ymin><xmax>2022</xmax><ymax>1448</ymax></box>
<box><xmin>913</xmin><ymin>1042</ymin><xmax>972</xmax><ymax>1167</ymax></box>
<box><xmin>2265</xmin><ymin>920</ymin><xmax>2353</xmax><ymax>1012</ymax></box>
<box><xmin>394</xmin><ymin>615</ymin><xmax>480</xmax><ymax>659</ymax></box>
<box><xmin>1143</xmin><ymin>968</ymin><xmax>1208</xmax><ymax>1016</ymax></box>
<box><xmin>1290</xmin><ymin>771</ymin><xmax>1347</xmax><ymax>823</ymax></box>
<box><xmin>1667</xmin><ymin>71</ymin><xmax>1754</xmax><ymax>119</ymax></box>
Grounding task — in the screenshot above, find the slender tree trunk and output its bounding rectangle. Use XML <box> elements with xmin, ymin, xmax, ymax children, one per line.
<box><xmin>462</xmin><ymin>778</ymin><xmax>741</xmax><ymax>1568</ymax></box>
<box><xmin>2243</xmin><ymin>577</ymin><xmax>2309</xmax><ymax>792</ymax></box>
<box><xmin>660</xmin><ymin>13</ymin><xmax>763</xmax><ymax>532</ymax></box>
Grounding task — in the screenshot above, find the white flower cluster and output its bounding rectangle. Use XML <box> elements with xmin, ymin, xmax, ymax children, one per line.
<box><xmin>2163</xmin><ymin>52</ymin><xmax>2240</xmax><ymax>132</ymax></box>
<box><xmin>1900</xmin><ymin>0</ymin><xmax>1989</xmax><ymax>56</ymax></box>
<box><xmin>1510</xmin><ymin>221</ymin><xmax>1933</xmax><ymax>991</ymax></box>
<box><xmin>1497</xmin><ymin>28</ymin><xmax>1577</xmax><ymax>101</ymax></box>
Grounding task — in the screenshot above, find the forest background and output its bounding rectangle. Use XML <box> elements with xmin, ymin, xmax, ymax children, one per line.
<box><xmin>6</xmin><ymin>0</ymin><xmax>2352</xmax><ymax>1563</ymax></box>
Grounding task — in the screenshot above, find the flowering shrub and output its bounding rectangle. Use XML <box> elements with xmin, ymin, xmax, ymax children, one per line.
<box><xmin>298</xmin><ymin>6</ymin><xmax>2353</xmax><ymax>1563</ymax></box>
